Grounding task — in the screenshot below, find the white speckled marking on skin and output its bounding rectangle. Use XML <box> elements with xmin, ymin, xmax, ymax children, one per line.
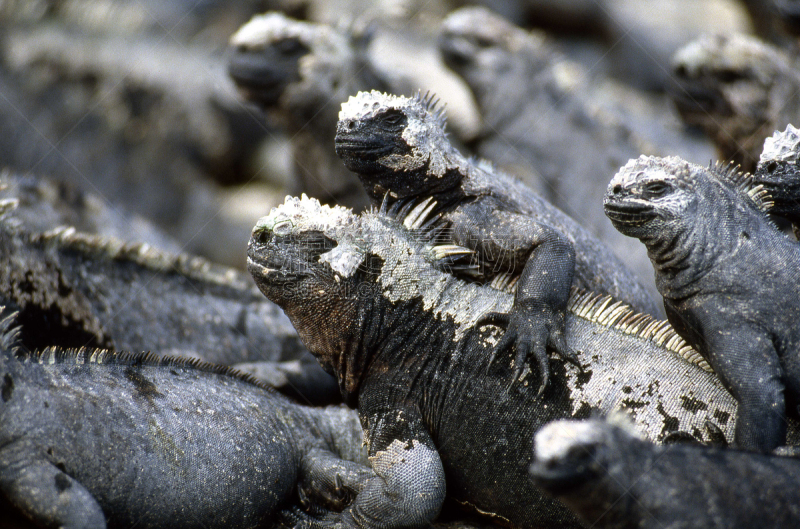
<box><xmin>339</xmin><ymin>91</ymin><xmax>462</xmax><ymax>178</ymax></box>
<box><xmin>761</xmin><ymin>125</ymin><xmax>800</xmax><ymax>165</ymax></box>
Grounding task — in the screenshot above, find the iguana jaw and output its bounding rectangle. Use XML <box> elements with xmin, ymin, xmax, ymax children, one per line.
<box><xmin>228</xmin><ymin>40</ymin><xmax>307</xmax><ymax>107</ymax></box>
<box><xmin>603</xmin><ymin>200</ymin><xmax>658</xmax><ymax>230</ymax></box>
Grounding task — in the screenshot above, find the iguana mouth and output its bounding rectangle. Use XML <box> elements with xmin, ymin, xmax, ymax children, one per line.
<box><xmin>246</xmin><ymin>255</ymin><xmax>308</xmax><ymax>284</ymax></box>
<box><xmin>604</xmin><ymin>201</ymin><xmax>657</xmax><ymax>226</ymax></box>
<box><xmin>334</xmin><ymin>139</ymin><xmax>394</xmax><ymax>156</ymax></box>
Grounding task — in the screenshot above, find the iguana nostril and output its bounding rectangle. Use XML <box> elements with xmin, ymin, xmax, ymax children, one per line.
<box><xmin>766</xmin><ymin>161</ymin><xmax>778</xmax><ymax>173</ymax></box>
<box><xmin>253</xmin><ymin>228</ymin><xmax>270</xmax><ymax>245</ymax></box>
<box><xmin>613</xmin><ymin>185</ymin><xmax>623</xmax><ymax>194</ymax></box>
<box><xmin>347</xmin><ymin>120</ymin><xmax>355</xmax><ymax>130</ymax></box>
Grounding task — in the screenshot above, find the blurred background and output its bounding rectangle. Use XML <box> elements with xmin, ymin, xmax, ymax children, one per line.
<box><xmin>0</xmin><ymin>0</ymin><xmax>789</xmax><ymax>272</ymax></box>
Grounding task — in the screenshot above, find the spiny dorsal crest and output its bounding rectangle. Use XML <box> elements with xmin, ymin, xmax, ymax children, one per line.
<box><xmin>568</xmin><ymin>290</ymin><xmax>712</xmax><ymax>372</ymax></box>
<box><xmin>339</xmin><ymin>90</ymin><xmax>447</xmax><ymax>131</ymax></box>
<box><xmin>708</xmin><ymin>161</ymin><xmax>774</xmax><ymax>212</ymax></box>
<box><xmin>27</xmin><ymin>347</ymin><xmax>277</xmax><ymax>393</ymax></box>
<box><xmin>760</xmin><ymin>124</ymin><xmax>800</xmax><ymax>166</ymax></box>
<box><xmin>36</xmin><ymin>227</ymin><xmax>252</xmax><ymax>291</ymax></box>
<box><xmin>610</xmin><ymin>155</ymin><xmax>694</xmax><ymax>191</ymax></box>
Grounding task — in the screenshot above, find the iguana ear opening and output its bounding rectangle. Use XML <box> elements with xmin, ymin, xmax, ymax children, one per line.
<box><xmin>319</xmin><ymin>242</ymin><xmax>365</xmax><ymax>278</ymax></box>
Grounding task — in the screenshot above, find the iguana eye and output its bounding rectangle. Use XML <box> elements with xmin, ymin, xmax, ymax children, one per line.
<box><xmin>273</xmin><ymin>220</ymin><xmax>293</xmax><ymax>237</ymax></box>
<box><xmin>383</xmin><ymin>113</ymin><xmax>402</xmax><ymax>125</ymax></box>
<box><xmin>642</xmin><ymin>181</ymin><xmax>670</xmax><ymax>198</ymax></box>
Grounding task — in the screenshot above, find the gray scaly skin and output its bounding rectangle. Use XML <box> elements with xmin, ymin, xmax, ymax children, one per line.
<box><xmin>0</xmin><ymin>309</ymin><xmax>370</xmax><ymax>529</ymax></box>
<box><xmin>246</xmin><ymin>195</ymin><xmax>757</xmax><ymax>528</ymax></box>
<box><xmin>0</xmin><ymin>201</ymin><xmax>341</xmax><ymax>405</ymax></box>
<box><xmin>437</xmin><ymin>7</ymin><xmax>661</xmax><ymax>304</ymax></box>
<box><xmin>754</xmin><ymin>124</ymin><xmax>800</xmax><ymax>235</ymax></box>
<box><xmin>530</xmin><ymin>417</ymin><xmax>800</xmax><ymax>529</ymax></box>
<box><xmin>604</xmin><ymin>155</ymin><xmax>800</xmax><ymax>452</ymax></box>
<box><xmin>228</xmin><ymin>12</ymin><xmax>392</xmax><ymax>209</ymax></box>
<box><xmin>334</xmin><ymin>90</ymin><xmax>659</xmax><ymax>392</ymax></box>
<box><xmin>670</xmin><ymin>33</ymin><xmax>800</xmax><ymax>173</ymax></box>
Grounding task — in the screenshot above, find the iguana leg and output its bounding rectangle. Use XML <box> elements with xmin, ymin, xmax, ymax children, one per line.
<box><xmin>456</xmin><ymin>202</ymin><xmax>578</xmax><ymax>392</ymax></box>
<box><xmin>296</xmin><ymin>401</ymin><xmax>446</xmax><ymax>528</ymax></box>
<box><xmin>298</xmin><ymin>447</ymin><xmax>375</xmax><ymax>512</ymax></box>
<box><xmin>704</xmin><ymin>327</ymin><xmax>787</xmax><ymax>452</ymax></box>
<box><xmin>0</xmin><ymin>441</ymin><xmax>106</xmax><ymax>529</ymax></box>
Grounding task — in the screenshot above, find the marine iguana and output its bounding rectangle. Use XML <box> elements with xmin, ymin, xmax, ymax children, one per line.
<box><xmin>228</xmin><ymin>12</ymin><xmax>392</xmax><ymax>209</ymax></box>
<box><xmin>436</xmin><ymin>7</ymin><xmax>663</xmax><ymax>303</ymax></box>
<box><xmin>334</xmin><ymin>89</ymin><xmax>659</xmax><ymax>391</ymax></box>
<box><xmin>604</xmin><ymin>155</ymin><xmax>800</xmax><ymax>452</ymax></box>
<box><xmin>530</xmin><ymin>416</ymin><xmax>800</xmax><ymax>529</ymax></box>
<box><xmin>0</xmin><ymin>309</ymin><xmax>371</xmax><ymax>529</ymax></box>
<box><xmin>754</xmin><ymin>124</ymin><xmax>800</xmax><ymax>235</ymax></box>
<box><xmin>246</xmin><ymin>194</ymin><xmax>753</xmax><ymax>528</ymax></box>
<box><xmin>670</xmin><ymin>33</ymin><xmax>800</xmax><ymax>173</ymax></box>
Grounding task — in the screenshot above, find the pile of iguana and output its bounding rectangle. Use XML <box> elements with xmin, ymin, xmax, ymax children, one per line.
<box><xmin>0</xmin><ymin>186</ymin><xmax>339</xmax><ymax>405</ymax></box>
<box><xmin>605</xmin><ymin>155</ymin><xmax>800</xmax><ymax>452</ymax></box>
<box><xmin>334</xmin><ymin>89</ymin><xmax>660</xmax><ymax>391</ymax></box>
<box><xmin>245</xmin><ymin>193</ymin><xmax>776</xmax><ymax>528</ymax></box>
<box><xmin>0</xmin><ymin>308</ymin><xmax>370</xmax><ymax>528</ymax></box>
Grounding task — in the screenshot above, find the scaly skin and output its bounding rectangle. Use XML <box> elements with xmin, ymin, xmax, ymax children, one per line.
<box><xmin>246</xmin><ymin>195</ymin><xmax>757</xmax><ymax>528</ymax></box>
<box><xmin>754</xmin><ymin>124</ymin><xmax>800</xmax><ymax>233</ymax></box>
<box><xmin>228</xmin><ymin>12</ymin><xmax>390</xmax><ymax>208</ymax></box>
<box><xmin>605</xmin><ymin>155</ymin><xmax>800</xmax><ymax>452</ymax></box>
<box><xmin>670</xmin><ymin>33</ymin><xmax>800</xmax><ymax>173</ymax></box>
<box><xmin>0</xmin><ymin>310</ymin><xmax>370</xmax><ymax>529</ymax></box>
<box><xmin>530</xmin><ymin>417</ymin><xmax>800</xmax><ymax>529</ymax></box>
<box><xmin>334</xmin><ymin>90</ymin><xmax>659</xmax><ymax>393</ymax></box>
<box><xmin>437</xmin><ymin>7</ymin><xmax>662</xmax><ymax>303</ymax></box>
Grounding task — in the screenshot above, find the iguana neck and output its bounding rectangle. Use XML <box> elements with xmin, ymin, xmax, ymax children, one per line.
<box><xmin>644</xmin><ymin>201</ymin><xmax>746</xmax><ymax>301</ymax></box>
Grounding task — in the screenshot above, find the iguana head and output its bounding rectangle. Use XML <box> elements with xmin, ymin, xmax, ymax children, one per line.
<box><xmin>606</xmin><ymin>155</ymin><xmax>773</xmax><ymax>275</ymax></box>
<box><xmin>529</xmin><ymin>416</ymin><xmax>640</xmax><ymax>498</ymax></box>
<box><xmin>754</xmin><ymin>124</ymin><xmax>800</xmax><ymax>218</ymax></box>
<box><xmin>247</xmin><ymin>194</ymin><xmax>508</xmax><ymax>399</ymax></box>
<box><xmin>229</xmin><ymin>13</ymin><xmax>375</xmax><ymax>118</ymax></box>
<box><xmin>604</xmin><ymin>156</ymin><xmax>702</xmax><ymax>242</ymax></box>
<box><xmin>335</xmin><ymin>90</ymin><xmax>463</xmax><ymax>200</ymax></box>
<box><xmin>439</xmin><ymin>7</ymin><xmax>551</xmax><ymax>118</ymax></box>
<box><xmin>669</xmin><ymin>33</ymin><xmax>797</xmax><ymax>171</ymax></box>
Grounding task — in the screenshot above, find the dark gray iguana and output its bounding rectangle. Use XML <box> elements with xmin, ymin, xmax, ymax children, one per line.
<box><xmin>246</xmin><ymin>194</ymin><xmax>760</xmax><ymax>528</ymax></box>
<box><xmin>669</xmin><ymin>33</ymin><xmax>800</xmax><ymax>173</ymax></box>
<box><xmin>0</xmin><ymin>309</ymin><xmax>371</xmax><ymax>529</ymax></box>
<box><xmin>334</xmin><ymin>89</ymin><xmax>659</xmax><ymax>391</ymax></box>
<box><xmin>529</xmin><ymin>416</ymin><xmax>800</xmax><ymax>529</ymax></box>
<box><xmin>604</xmin><ymin>155</ymin><xmax>800</xmax><ymax>452</ymax></box>
<box><xmin>228</xmin><ymin>12</ymin><xmax>391</xmax><ymax>209</ymax></box>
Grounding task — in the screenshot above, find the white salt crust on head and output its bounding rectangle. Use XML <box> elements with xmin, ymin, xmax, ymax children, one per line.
<box><xmin>760</xmin><ymin>124</ymin><xmax>800</xmax><ymax>165</ymax></box>
<box><xmin>609</xmin><ymin>155</ymin><xmax>692</xmax><ymax>189</ymax></box>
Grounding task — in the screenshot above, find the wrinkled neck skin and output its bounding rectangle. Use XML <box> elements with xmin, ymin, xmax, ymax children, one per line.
<box><xmin>644</xmin><ymin>195</ymin><xmax>743</xmax><ymax>301</ymax></box>
<box><xmin>282</xmin><ymin>291</ymin><xmax>379</xmax><ymax>407</ymax></box>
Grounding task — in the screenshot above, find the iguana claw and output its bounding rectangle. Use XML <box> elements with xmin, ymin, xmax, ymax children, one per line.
<box><xmin>477</xmin><ymin>305</ymin><xmax>577</xmax><ymax>395</ymax></box>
